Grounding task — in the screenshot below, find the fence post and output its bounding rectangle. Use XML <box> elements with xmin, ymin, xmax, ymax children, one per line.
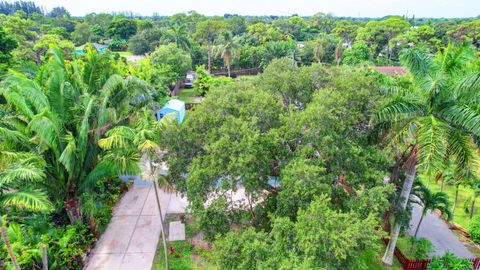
<box><xmin>41</xmin><ymin>244</ymin><xmax>48</xmax><ymax>270</ymax></box>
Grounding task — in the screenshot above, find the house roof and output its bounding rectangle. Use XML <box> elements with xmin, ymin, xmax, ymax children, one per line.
<box><xmin>373</xmin><ymin>66</ymin><xmax>406</xmax><ymax>76</ymax></box>
<box><xmin>163</xmin><ymin>99</ymin><xmax>185</xmax><ymax>112</ymax></box>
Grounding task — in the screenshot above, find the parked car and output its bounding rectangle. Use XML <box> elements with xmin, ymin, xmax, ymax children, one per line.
<box><xmin>184</xmin><ymin>71</ymin><xmax>195</xmax><ymax>88</ymax></box>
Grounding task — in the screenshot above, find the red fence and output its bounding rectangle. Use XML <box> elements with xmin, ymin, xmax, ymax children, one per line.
<box><xmin>382</xmin><ymin>238</ymin><xmax>480</xmax><ymax>270</ymax></box>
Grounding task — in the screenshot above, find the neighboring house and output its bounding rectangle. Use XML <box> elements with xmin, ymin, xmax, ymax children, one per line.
<box><xmin>156</xmin><ymin>99</ymin><xmax>186</xmax><ymax>124</ymax></box>
<box><xmin>373</xmin><ymin>66</ymin><xmax>406</xmax><ymax>76</ymax></box>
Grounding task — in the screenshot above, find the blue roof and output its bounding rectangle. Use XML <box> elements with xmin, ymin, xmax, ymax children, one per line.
<box><xmin>156</xmin><ymin>99</ymin><xmax>185</xmax><ymax>124</ymax></box>
<box><xmin>165</xmin><ymin>99</ymin><xmax>185</xmax><ymax>111</ymax></box>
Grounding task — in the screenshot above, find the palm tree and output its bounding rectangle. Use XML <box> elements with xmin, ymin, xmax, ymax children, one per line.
<box><xmin>374</xmin><ymin>43</ymin><xmax>480</xmax><ymax>266</ymax></box>
<box><xmin>99</xmin><ymin>110</ymin><xmax>175</xmax><ymax>270</ymax></box>
<box><xmin>0</xmin><ymin>47</ymin><xmax>154</xmax><ymax>224</ymax></box>
<box><xmin>215</xmin><ymin>32</ymin><xmax>241</xmax><ymax>77</ymax></box>
<box><xmin>410</xmin><ymin>179</ymin><xmax>452</xmax><ymax>237</ymax></box>
<box><xmin>163</xmin><ymin>22</ymin><xmax>191</xmax><ymax>51</ymax></box>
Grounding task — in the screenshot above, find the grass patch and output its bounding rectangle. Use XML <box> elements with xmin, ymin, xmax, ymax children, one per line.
<box><xmin>152</xmin><ymin>241</ymin><xmax>217</xmax><ymax>270</ymax></box>
<box><xmin>359</xmin><ymin>246</ymin><xmax>402</xmax><ymax>270</ymax></box>
<box><xmin>175</xmin><ymin>88</ymin><xmax>200</xmax><ymax>104</ymax></box>
<box><xmin>396</xmin><ymin>236</ymin><xmax>421</xmax><ymax>259</ymax></box>
<box><xmin>152</xmin><ymin>214</ymin><xmax>217</xmax><ymax>270</ymax></box>
<box><xmin>422</xmin><ymin>179</ymin><xmax>480</xmax><ymax>228</ymax></box>
<box><xmin>115</xmin><ymin>51</ymin><xmax>133</xmax><ymax>57</ymax></box>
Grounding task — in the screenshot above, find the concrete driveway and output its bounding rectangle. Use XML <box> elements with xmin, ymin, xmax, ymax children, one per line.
<box><xmin>408</xmin><ymin>204</ymin><xmax>474</xmax><ymax>258</ymax></box>
<box><xmin>84</xmin><ymin>179</ymin><xmax>187</xmax><ymax>270</ymax></box>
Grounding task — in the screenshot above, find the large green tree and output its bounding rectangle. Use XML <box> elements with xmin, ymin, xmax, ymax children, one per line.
<box><xmin>149</xmin><ymin>44</ymin><xmax>192</xmax><ymax>95</ymax></box>
<box><xmin>194</xmin><ymin>18</ymin><xmax>227</xmax><ymax>71</ymax></box>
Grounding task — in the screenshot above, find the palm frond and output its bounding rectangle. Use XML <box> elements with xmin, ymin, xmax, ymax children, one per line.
<box><xmin>27</xmin><ymin>111</ymin><xmax>61</xmax><ymax>151</ymax></box>
<box><xmin>0</xmin><ymin>127</ymin><xmax>28</xmax><ymax>145</ymax></box>
<box><xmin>455</xmin><ymin>72</ymin><xmax>480</xmax><ymax>102</ymax></box>
<box><xmin>0</xmin><ymin>189</ymin><xmax>53</xmax><ymax>212</ymax></box>
<box><xmin>98</xmin><ymin>126</ymin><xmax>136</xmax><ymax>150</ymax></box>
<box><xmin>0</xmin><ymin>163</ymin><xmax>45</xmax><ymax>185</ymax></box>
<box><xmin>400</xmin><ymin>47</ymin><xmax>434</xmax><ymax>79</ymax></box>
<box><xmin>80</xmin><ymin>161</ymin><xmax>114</xmax><ymax>192</ymax></box>
<box><xmin>59</xmin><ymin>132</ymin><xmax>77</xmax><ymax>175</ymax></box>
<box><xmin>448</xmin><ymin>130</ymin><xmax>479</xmax><ymax>177</ymax></box>
<box><xmin>372</xmin><ymin>97</ymin><xmax>424</xmax><ymax>124</ymax></box>
<box><xmin>441</xmin><ymin>104</ymin><xmax>480</xmax><ymax>137</ymax></box>
<box><xmin>438</xmin><ymin>42</ymin><xmax>475</xmax><ymax>75</ymax></box>
<box><xmin>417</xmin><ymin>115</ymin><xmax>449</xmax><ymax>177</ymax></box>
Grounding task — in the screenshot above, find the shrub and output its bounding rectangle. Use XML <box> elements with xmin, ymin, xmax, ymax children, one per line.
<box><xmin>408</xmin><ymin>237</ymin><xmax>434</xmax><ymax>259</ymax></box>
<box><xmin>198</xmin><ymin>197</ymin><xmax>230</xmax><ymax>241</ymax></box>
<box><xmin>194</xmin><ymin>65</ymin><xmax>233</xmax><ymax>96</ymax></box>
<box><xmin>427</xmin><ymin>252</ymin><xmax>473</xmax><ymax>270</ymax></box>
<box><xmin>469</xmin><ymin>215</ymin><xmax>480</xmax><ymax>243</ymax></box>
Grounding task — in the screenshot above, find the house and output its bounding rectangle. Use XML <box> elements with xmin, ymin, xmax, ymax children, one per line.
<box><xmin>155</xmin><ymin>99</ymin><xmax>185</xmax><ymax>124</ymax></box>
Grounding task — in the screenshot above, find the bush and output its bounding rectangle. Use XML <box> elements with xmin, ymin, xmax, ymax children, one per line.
<box><xmin>408</xmin><ymin>237</ymin><xmax>434</xmax><ymax>259</ymax></box>
<box><xmin>194</xmin><ymin>65</ymin><xmax>233</xmax><ymax>96</ymax></box>
<box><xmin>469</xmin><ymin>215</ymin><xmax>480</xmax><ymax>243</ymax></box>
<box><xmin>427</xmin><ymin>252</ymin><xmax>473</xmax><ymax>270</ymax></box>
<box><xmin>0</xmin><ymin>178</ymin><xmax>128</xmax><ymax>269</ymax></box>
<box><xmin>198</xmin><ymin>197</ymin><xmax>230</xmax><ymax>241</ymax></box>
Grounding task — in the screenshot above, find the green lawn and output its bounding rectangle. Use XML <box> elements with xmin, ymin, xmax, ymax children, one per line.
<box><xmin>421</xmin><ymin>179</ymin><xmax>479</xmax><ymax>229</ymax></box>
<box><xmin>359</xmin><ymin>246</ymin><xmax>403</xmax><ymax>270</ymax></box>
<box><xmin>116</xmin><ymin>51</ymin><xmax>133</xmax><ymax>57</ymax></box>
<box><xmin>176</xmin><ymin>88</ymin><xmax>200</xmax><ymax>104</ymax></box>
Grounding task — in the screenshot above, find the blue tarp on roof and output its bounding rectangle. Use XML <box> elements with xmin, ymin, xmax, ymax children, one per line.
<box><xmin>156</xmin><ymin>99</ymin><xmax>185</xmax><ymax>124</ymax></box>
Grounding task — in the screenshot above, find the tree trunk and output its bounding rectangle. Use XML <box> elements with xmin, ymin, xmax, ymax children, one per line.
<box><xmin>382</xmin><ymin>144</ymin><xmax>418</xmax><ymax>266</ymax></box>
<box><xmin>0</xmin><ymin>221</ymin><xmax>21</xmax><ymax>270</ymax></box>
<box><xmin>172</xmin><ymin>81</ymin><xmax>180</xmax><ymax>96</ymax></box>
<box><xmin>35</xmin><ymin>49</ymin><xmax>42</xmax><ymax>65</ymax></box>
<box><xmin>414</xmin><ymin>211</ymin><xmax>425</xmax><ymax>238</ymax></box>
<box><xmin>41</xmin><ymin>244</ymin><xmax>48</xmax><ymax>270</ymax></box>
<box><xmin>452</xmin><ymin>185</ymin><xmax>459</xmax><ymax>218</ymax></box>
<box><xmin>64</xmin><ymin>197</ymin><xmax>82</xmax><ymax>224</ymax></box>
<box><xmin>89</xmin><ymin>216</ymin><xmax>99</xmax><ymax>238</ymax></box>
<box><xmin>207</xmin><ymin>41</ymin><xmax>212</xmax><ymax>72</ymax></box>
<box><xmin>470</xmin><ymin>195</ymin><xmax>476</xmax><ymax>220</ymax></box>
<box><xmin>227</xmin><ymin>65</ymin><xmax>231</xmax><ymax>78</ymax></box>
<box><xmin>153</xmin><ymin>181</ymin><xmax>169</xmax><ymax>270</ymax></box>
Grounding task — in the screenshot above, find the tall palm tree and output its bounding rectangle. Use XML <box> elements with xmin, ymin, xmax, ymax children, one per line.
<box><xmin>214</xmin><ymin>32</ymin><xmax>241</xmax><ymax>77</ymax></box>
<box><xmin>410</xmin><ymin>179</ymin><xmax>451</xmax><ymax>237</ymax></box>
<box><xmin>374</xmin><ymin>43</ymin><xmax>480</xmax><ymax>266</ymax></box>
<box><xmin>163</xmin><ymin>22</ymin><xmax>191</xmax><ymax>51</ymax></box>
<box><xmin>0</xmin><ymin>47</ymin><xmax>153</xmax><ymax>223</ymax></box>
<box><xmin>99</xmin><ymin>110</ymin><xmax>175</xmax><ymax>270</ymax></box>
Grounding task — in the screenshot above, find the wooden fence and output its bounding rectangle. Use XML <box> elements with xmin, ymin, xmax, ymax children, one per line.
<box><xmin>382</xmin><ymin>238</ymin><xmax>480</xmax><ymax>270</ymax></box>
<box><xmin>211</xmin><ymin>67</ymin><xmax>263</xmax><ymax>77</ymax></box>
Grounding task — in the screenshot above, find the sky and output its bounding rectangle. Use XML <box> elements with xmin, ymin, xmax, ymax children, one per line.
<box><xmin>26</xmin><ymin>0</ymin><xmax>480</xmax><ymax>18</ymax></box>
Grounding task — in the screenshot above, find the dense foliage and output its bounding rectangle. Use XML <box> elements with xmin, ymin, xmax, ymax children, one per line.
<box><xmin>0</xmin><ymin>4</ymin><xmax>479</xmax><ymax>75</ymax></box>
<box><xmin>1</xmin><ymin>3</ymin><xmax>480</xmax><ymax>269</ymax></box>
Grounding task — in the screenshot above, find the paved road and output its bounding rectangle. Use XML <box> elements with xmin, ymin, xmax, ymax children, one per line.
<box><xmin>408</xmin><ymin>204</ymin><xmax>474</xmax><ymax>258</ymax></box>
<box><xmin>84</xmin><ymin>179</ymin><xmax>187</xmax><ymax>270</ymax></box>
